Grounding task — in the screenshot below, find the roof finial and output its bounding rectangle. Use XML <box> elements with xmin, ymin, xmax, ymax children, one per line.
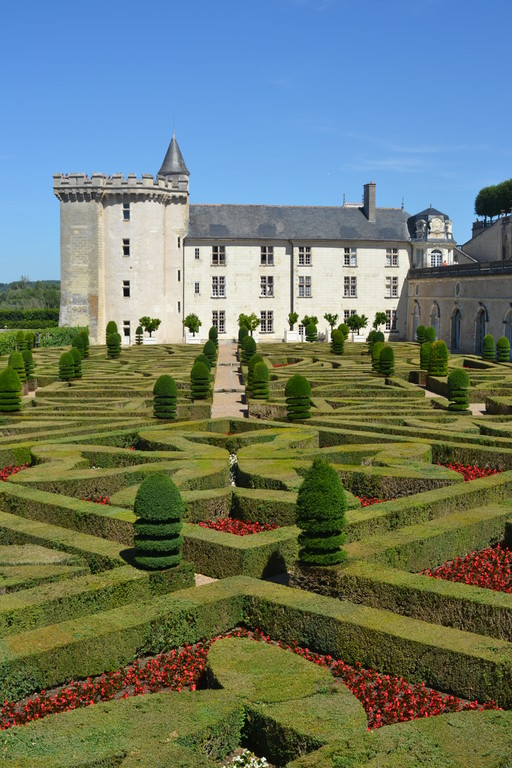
<box><xmin>172</xmin><ymin>114</ymin><xmax>175</xmax><ymax>138</ymax></box>
<box><xmin>343</xmin><ymin>193</ymin><xmax>346</xmax><ymax>206</ymax></box>
<box><xmin>401</xmin><ymin>196</ymin><xmax>404</xmax><ymax>210</ymax></box>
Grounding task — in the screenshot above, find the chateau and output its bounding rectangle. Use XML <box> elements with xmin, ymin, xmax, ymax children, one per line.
<box><xmin>54</xmin><ymin>134</ymin><xmax>463</xmax><ymax>346</ymax></box>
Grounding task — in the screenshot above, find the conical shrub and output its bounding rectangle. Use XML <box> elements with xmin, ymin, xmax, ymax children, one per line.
<box><xmin>428</xmin><ymin>340</ymin><xmax>449</xmax><ymax>376</ymax></box>
<box><xmin>448</xmin><ymin>368</ymin><xmax>470</xmax><ymax>412</ymax></box>
<box><xmin>296</xmin><ymin>457</ymin><xmax>347</xmax><ymax>566</ymax></box>
<box><xmin>252</xmin><ymin>362</ymin><xmax>270</xmax><ymax>400</ymax></box>
<box><xmin>425</xmin><ymin>326</ymin><xmax>436</xmax><ymax>343</ymax></box>
<box><xmin>338</xmin><ymin>323</ymin><xmax>349</xmax><ymax>341</ymax></box>
<box><xmin>371</xmin><ymin>341</ymin><xmax>385</xmax><ymax>372</ymax></box>
<box><xmin>420</xmin><ymin>341</ymin><xmax>432</xmax><ymax>370</ymax></box>
<box><xmin>373</xmin><ymin>331</ymin><xmax>385</xmax><ymax>343</ymax></box>
<box><xmin>107</xmin><ymin>332</ymin><xmax>121</xmax><ymax>359</ymax></box>
<box><xmin>203</xmin><ymin>339</ymin><xmax>217</xmax><ymax>366</ymax></box>
<box><xmin>133</xmin><ymin>474</ymin><xmax>184</xmax><ymax>570</ymax></box>
<box><xmin>305</xmin><ymin>323</ymin><xmax>317</xmax><ymax>342</ymax></box>
<box><xmin>24</xmin><ymin>332</ymin><xmax>35</xmax><ymax>350</ymax></box>
<box><xmin>0</xmin><ymin>367</ymin><xmax>22</xmax><ymax>413</ymax></box>
<box><xmin>331</xmin><ymin>329</ymin><xmax>344</xmax><ymax>355</ymax></box>
<box><xmin>238</xmin><ymin>326</ymin><xmax>249</xmax><ymax>345</ymax></box>
<box><xmin>70</xmin><ymin>347</ymin><xmax>82</xmax><ymax>378</ymax></box>
<box><xmin>78</xmin><ymin>330</ymin><xmax>90</xmax><ymax>358</ymax></box>
<box><xmin>106</xmin><ymin>320</ymin><xmax>118</xmax><ymax>344</ymax></box>
<box><xmin>497</xmin><ymin>336</ymin><xmax>511</xmax><ymax>363</ymax></box>
<box><xmin>22</xmin><ymin>349</ymin><xmax>35</xmax><ymax>381</ymax></box>
<box><xmin>71</xmin><ymin>335</ymin><xmax>85</xmax><ymax>359</ymax></box>
<box><xmin>8</xmin><ymin>351</ymin><xmax>27</xmax><ymax>383</ymax></box>
<box><xmin>15</xmin><ymin>331</ymin><xmax>26</xmax><ymax>352</ymax></box>
<box><xmin>59</xmin><ymin>351</ymin><xmax>74</xmax><ymax>381</ymax></box>
<box><xmin>241</xmin><ymin>335</ymin><xmax>257</xmax><ymax>364</ymax></box>
<box><xmin>194</xmin><ymin>353</ymin><xmax>211</xmax><ymax>372</ymax></box>
<box><xmin>208</xmin><ymin>326</ymin><xmax>218</xmax><ymax>348</ymax></box>
<box><xmin>153</xmin><ymin>375</ymin><xmax>177</xmax><ymax>419</ymax></box>
<box><xmin>379</xmin><ymin>345</ymin><xmax>395</xmax><ymax>376</ymax></box>
<box><xmin>285</xmin><ymin>374</ymin><xmax>311</xmax><ymax>420</ymax></box>
<box><xmin>190</xmin><ymin>361</ymin><xmax>210</xmax><ymax>400</ymax></box>
<box><xmin>247</xmin><ymin>354</ymin><xmax>264</xmax><ymax>397</ymax></box>
<box><xmin>135</xmin><ymin>326</ymin><xmax>144</xmax><ymax>345</ymax></box>
<box><xmin>416</xmin><ymin>325</ymin><xmax>426</xmax><ymax>344</ymax></box>
<box><xmin>482</xmin><ymin>334</ymin><xmax>495</xmax><ymax>361</ymax></box>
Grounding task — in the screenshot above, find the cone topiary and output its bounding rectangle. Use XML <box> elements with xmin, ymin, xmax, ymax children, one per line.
<box><xmin>428</xmin><ymin>340</ymin><xmax>449</xmax><ymax>376</ymax></box>
<box><xmin>107</xmin><ymin>332</ymin><xmax>121</xmax><ymax>359</ymax></box>
<box><xmin>106</xmin><ymin>321</ymin><xmax>118</xmax><ymax>344</ymax></box>
<box><xmin>194</xmin><ymin>353</ymin><xmax>211</xmax><ymax>372</ymax></box>
<box><xmin>135</xmin><ymin>325</ymin><xmax>144</xmax><ymax>345</ymax></box>
<box><xmin>331</xmin><ymin>329</ymin><xmax>344</xmax><ymax>355</ymax></box>
<box><xmin>238</xmin><ymin>326</ymin><xmax>249</xmax><ymax>345</ymax></box>
<box><xmin>208</xmin><ymin>326</ymin><xmax>218</xmax><ymax>348</ymax></box>
<box><xmin>15</xmin><ymin>331</ymin><xmax>26</xmax><ymax>352</ymax></box>
<box><xmin>252</xmin><ymin>362</ymin><xmax>270</xmax><ymax>400</ymax></box>
<box><xmin>247</xmin><ymin>353</ymin><xmax>264</xmax><ymax>397</ymax></box>
<box><xmin>424</xmin><ymin>326</ymin><xmax>436</xmax><ymax>343</ymax></box>
<box><xmin>305</xmin><ymin>323</ymin><xmax>317</xmax><ymax>342</ymax></box>
<box><xmin>8</xmin><ymin>351</ymin><xmax>27</xmax><ymax>383</ymax></box>
<box><xmin>203</xmin><ymin>339</ymin><xmax>217</xmax><ymax>367</ymax></box>
<box><xmin>71</xmin><ymin>335</ymin><xmax>85</xmax><ymax>359</ymax></box>
<box><xmin>338</xmin><ymin>323</ymin><xmax>349</xmax><ymax>341</ymax></box>
<box><xmin>59</xmin><ymin>351</ymin><xmax>74</xmax><ymax>381</ymax></box>
<box><xmin>285</xmin><ymin>374</ymin><xmax>311</xmax><ymax>420</ymax></box>
<box><xmin>24</xmin><ymin>332</ymin><xmax>35</xmax><ymax>350</ymax></box>
<box><xmin>22</xmin><ymin>349</ymin><xmax>35</xmax><ymax>381</ymax></box>
<box><xmin>78</xmin><ymin>330</ymin><xmax>90</xmax><ymax>358</ymax></box>
<box><xmin>497</xmin><ymin>336</ymin><xmax>511</xmax><ymax>363</ymax></box>
<box><xmin>70</xmin><ymin>347</ymin><xmax>82</xmax><ymax>378</ymax></box>
<box><xmin>482</xmin><ymin>334</ymin><xmax>495</xmax><ymax>361</ymax></box>
<box><xmin>448</xmin><ymin>368</ymin><xmax>470</xmax><ymax>412</ymax></box>
<box><xmin>0</xmin><ymin>367</ymin><xmax>22</xmax><ymax>413</ymax></box>
<box><xmin>153</xmin><ymin>375</ymin><xmax>177</xmax><ymax>419</ymax></box>
<box><xmin>379</xmin><ymin>345</ymin><xmax>395</xmax><ymax>376</ymax></box>
<box><xmin>133</xmin><ymin>474</ymin><xmax>184</xmax><ymax>570</ymax></box>
<box><xmin>241</xmin><ymin>335</ymin><xmax>257</xmax><ymax>364</ymax></box>
<box><xmin>416</xmin><ymin>325</ymin><xmax>426</xmax><ymax>344</ymax></box>
<box><xmin>371</xmin><ymin>341</ymin><xmax>385</xmax><ymax>372</ymax></box>
<box><xmin>190</xmin><ymin>361</ymin><xmax>211</xmax><ymax>400</ymax></box>
<box><xmin>296</xmin><ymin>457</ymin><xmax>347</xmax><ymax>566</ymax></box>
<box><xmin>420</xmin><ymin>341</ymin><xmax>432</xmax><ymax>370</ymax></box>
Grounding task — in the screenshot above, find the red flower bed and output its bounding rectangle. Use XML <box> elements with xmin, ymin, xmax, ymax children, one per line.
<box><xmin>272</xmin><ymin>363</ymin><xmax>295</xmax><ymax>368</ymax></box>
<box><xmin>421</xmin><ymin>544</ymin><xmax>512</xmax><ymax>593</ymax></box>
<box><xmin>438</xmin><ymin>462</ymin><xmax>502</xmax><ymax>482</ymax></box>
<box><xmin>0</xmin><ymin>464</ymin><xmax>28</xmax><ymax>482</ymax></box>
<box><xmin>197</xmin><ymin>518</ymin><xmax>279</xmax><ymax>535</ymax></box>
<box><xmin>80</xmin><ymin>495</ymin><xmax>110</xmax><ymax>506</ymax></box>
<box><xmin>357</xmin><ymin>496</ymin><xmax>394</xmax><ymax>507</ymax></box>
<box><xmin>0</xmin><ymin>628</ymin><xmax>497</xmax><ymax>731</ymax></box>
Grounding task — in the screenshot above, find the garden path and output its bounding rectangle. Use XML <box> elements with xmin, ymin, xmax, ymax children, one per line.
<box><xmin>211</xmin><ymin>341</ymin><xmax>247</xmax><ymax>419</ymax></box>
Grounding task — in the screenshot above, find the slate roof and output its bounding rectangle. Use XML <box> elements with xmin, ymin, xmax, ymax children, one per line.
<box><xmin>158</xmin><ymin>135</ymin><xmax>189</xmax><ymax>177</ymax></box>
<box><xmin>187</xmin><ymin>204</ymin><xmax>411</xmax><ymax>242</ymax></box>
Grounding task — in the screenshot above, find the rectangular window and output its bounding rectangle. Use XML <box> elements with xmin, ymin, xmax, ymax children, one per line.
<box><xmin>260</xmin><ymin>246</ymin><xmax>274</xmax><ymax>265</ymax></box>
<box><xmin>344</xmin><ymin>276</ymin><xmax>357</xmax><ymax>297</ymax></box>
<box><xmin>194</xmin><ymin>282</ymin><xmax>200</xmax><ymax>295</ymax></box>
<box><xmin>123</xmin><ymin>320</ymin><xmax>130</xmax><ymax>338</ymax></box>
<box><xmin>344</xmin><ymin>247</ymin><xmax>357</xmax><ymax>267</ymax></box>
<box><xmin>298</xmin><ymin>246</ymin><xmax>311</xmax><ymax>266</ymax></box>
<box><xmin>260</xmin><ymin>275</ymin><xmax>274</xmax><ymax>297</ymax></box>
<box><xmin>298</xmin><ymin>323</ymin><xmax>304</xmax><ymax>337</ymax></box>
<box><xmin>212</xmin><ymin>245</ymin><xmax>226</xmax><ymax>265</ymax></box>
<box><xmin>177</xmin><ymin>269</ymin><xmax>181</xmax><ymax>282</ymax></box>
<box><xmin>122</xmin><ymin>280</ymin><xmax>130</xmax><ymax>298</ymax></box>
<box><xmin>430</xmin><ymin>250</ymin><xmax>443</xmax><ymax>267</ymax></box>
<box><xmin>195</xmin><ymin>247</ymin><xmax>200</xmax><ymax>259</ymax></box>
<box><xmin>122</xmin><ymin>238</ymin><xmax>130</xmax><ymax>257</ymax></box>
<box><xmin>344</xmin><ymin>309</ymin><xmax>356</xmax><ymax>322</ymax></box>
<box><xmin>385</xmin><ymin>310</ymin><xmax>397</xmax><ymax>331</ymax></box>
<box><xmin>212</xmin><ymin>275</ymin><xmax>226</xmax><ymax>297</ymax></box>
<box><xmin>298</xmin><ymin>275</ymin><xmax>312</xmax><ymax>297</ymax></box>
<box><xmin>177</xmin><ymin>301</ymin><xmax>181</xmax><ymax>313</ymax></box>
<box><xmin>178</xmin><ymin>237</ymin><xmax>181</xmax><ymax>248</ymax></box>
<box><xmin>386</xmin><ymin>276</ymin><xmax>399</xmax><ymax>297</ymax></box>
<box><xmin>212</xmin><ymin>310</ymin><xmax>225</xmax><ymax>333</ymax></box>
<box><xmin>122</xmin><ymin>203</ymin><xmax>130</xmax><ymax>221</ymax></box>
<box><xmin>260</xmin><ymin>310</ymin><xmax>274</xmax><ymax>333</ymax></box>
<box><xmin>386</xmin><ymin>248</ymin><xmax>399</xmax><ymax>267</ymax></box>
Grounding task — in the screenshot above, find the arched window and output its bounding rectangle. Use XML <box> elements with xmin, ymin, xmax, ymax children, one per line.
<box><xmin>430</xmin><ymin>249</ymin><xmax>443</xmax><ymax>267</ymax></box>
<box><xmin>412</xmin><ymin>301</ymin><xmax>421</xmax><ymax>340</ymax></box>
<box><xmin>451</xmin><ymin>306</ymin><xmax>461</xmax><ymax>352</ymax></box>
<box><xmin>475</xmin><ymin>307</ymin><xmax>487</xmax><ymax>355</ymax></box>
<box><xmin>430</xmin><ymin>302</ymin><xmax>440</xmax><ymax>337</ymax></box>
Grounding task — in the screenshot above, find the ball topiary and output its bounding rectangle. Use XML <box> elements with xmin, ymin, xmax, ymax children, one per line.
<box><xmin>107</xmin><ymin>332</ymin><xmax>121</xmax><ymax>359</ymax></box>
<box><xmin>203</xmin><ymin>339</ymin><xmax>217</xmax><ymax>366</ymax></box>
<box><xmin>296</xmin><ymin>457</ymin><xmax>347</xmax><ymax>567</ymax></box>
<box><xmin>21</xmin><ymin>349</ymin><xmax>35</xmax><ymax>381</ymax></box>
<box><xmin>252</xmin><ymin>362</ymin><xmax>270</xmax><ymax>400</ymax></box>
<box><xmin>373</xmin><ymin>331</ymin><xmax>385</xmax><ymax>344</ymax></box>
<box><xmin>247</xmin><ymin>353</ymin><xmax>264</xmax><ymax>397</ymax></box>
<box><xmin>428</xmin><ymin>340</ymin><xmax>449</xmax><ymax>376</ymax></box>
<box><xmin>241</xmin><ymin>335</ymin><xmax>257</xmax><ymax>364</ymax></box>
<box><xmin>496</xmin><ymin>336</ymin><xmax>511</xmax><ymax>363</ymax></box>
<box><xmin>106</xmin><ymin>321</ymin><xmax>118</xmax><ymax>344</ymax></box>
<box><xmin>78</xmin><ymin>330</ymin><xmax>90</xmax><ymax>358</ymax></box>
<box><xmin>416</xmin><ymin>325</ymin><xmax>426</xmax><ymax>344</ymax></box>
<box><xmin>305</xmin><ymin>323</ymin><xmax>317</xmax><ymax>342</ymax></box>
<box><xmin>371</xmin><ymin>341</ymin><xmax>385</xmax><ymax>372</ymax></box>
<box><xmin>24</xmin><ymin>331</ymin><xmax>35</xmax><ymax>350</ymax></box>
<box><xmin>420</xmin><ymin>341</ymin><xmax>432</xmax><ymax>370</ymax></box>
<box><xmin>424</xmin><ymin>326</ymin><xmax>436</xmax><ymax>343</ymax></box>
<box><xmin>482</xmin><ymin>334</ymin><xmax>495</xmax><ymax>361</ymax></box>
<box><xmin>285</xmin><ymin>374</ymin><xmax>311</xmax><ymax>420</ymax></box>
<box><xmin>379</xmin><ymin>345</ymin><xmax>395</xmax><ymax>376</ymax></box>
<box><xmin>208</xmin><ymin>326</ymin><xmax>219</xmax><ymax>348</ymax></box>
<box><xmin>338</xmin><ymin>323</ymin><xmax>349</xmax><ymax>341</ymax></box>
<box><xmin>238</xmin><ymin>326</ymin><xmax>249</xmax><ymax>344</ymax></box>
<box><xmin>135</xmin><ymin>325</ymin><xmax>144</xmax><ymax>345</ymax></box>
<box><xmin>133</xmin><ymin>473</ymin><xmax>184</xmax><ymax>570</ymax></box>
<box><xmin>59</xmin><ymin>351</ymin><xmax>74</xmax><ymax>381</ymax></box>
<box><xmin>15</xmin><ymin>330</ymin><xmax>26</xmax><ymax>352</ymax></box>
<box><xmin>194</xmin><ymin>353</ymin><xmax>211</xmax><ymax>371</ymax></box>
<box><xmin>70</xmin><ymin>347</ymin><xmax>83</xmax><ymax>378</ymax></box>
<box><xmin>447</xmin><ymin>368</ymin><xmax>470</xmax><ymax>412</ymax></box>
<box><xmin>8</xmin><ymin>351</ymin><xmax>27</xmax><ymax>383</ymax></box>
<box><xmin>0</xmin><ymin>367</ymin><xmax>22</xmax><ymax>413</ymax></box>
<box><xmin>331</xmin><ymin>329</ymin><xmax>344</xmax><ymax>355</ymax></box>
<box><xmin>71</xmin><ymin>335</ymin><xmax>85</xmax><ymax>359</ymax></box>
<box><xmin>190</xmin><ymin>361</ymin><xmax>211</xmax><ymax>400</ymax></box>
<box><xmin>153</xmin><ymin>374</ymin><xmax>178</xmax><ymax>419</ymax></box>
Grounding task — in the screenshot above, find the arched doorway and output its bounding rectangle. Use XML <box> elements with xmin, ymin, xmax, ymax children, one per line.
<box><xmin>475</xmin><ymin>306</ymin><xmax>487</xmax><ymax>355</ymax></box>
<box><xmin>451</xmin><ymin>306</ymin><xmax>461</xmax><ymax>352</ymax></box>
<box><xmin>412</xmin><ymin>301</ymin><xmax>421</xmax><ymax>340</ymax></box>
<box><xmin>430</xmin><ymin>302</ymin><xmax>440</xmax><ymax>338</ymax></box>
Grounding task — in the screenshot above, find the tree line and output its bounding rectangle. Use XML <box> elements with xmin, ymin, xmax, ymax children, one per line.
<box><xmin>475</xmin><ymin>179</ymin><xmax>512</xmax><ymax>221</ymax></box>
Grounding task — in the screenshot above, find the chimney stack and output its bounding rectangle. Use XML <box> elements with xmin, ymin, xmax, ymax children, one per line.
<box><xmin>363</xmin><ymin>182</ymin><xmax>376</xmax><ymax>222</ymax></box>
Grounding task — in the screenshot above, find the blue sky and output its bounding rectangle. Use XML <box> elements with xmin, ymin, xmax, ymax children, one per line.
<box><xmin>1</xmin><ymin>0</ymin><xmax>511</xmax><ymax>282</ymax></box>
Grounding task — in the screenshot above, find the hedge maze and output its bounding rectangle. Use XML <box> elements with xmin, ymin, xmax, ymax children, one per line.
<box><xmin>2</xmin><ymin>339</ymin><xmax>512</xmax><ymax>765</ymax></box>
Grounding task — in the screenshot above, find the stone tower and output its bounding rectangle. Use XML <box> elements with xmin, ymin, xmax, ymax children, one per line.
<box><xmin>54</xmin><ymin>134</ymin><xmax>189</xmax><ymax>344</ymax></box>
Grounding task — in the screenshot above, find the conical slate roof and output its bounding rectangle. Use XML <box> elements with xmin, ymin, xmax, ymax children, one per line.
<box><xmin>158</xmin><ymin>134</ymin><xmax>189</xmax><ymax>177</ymax></box>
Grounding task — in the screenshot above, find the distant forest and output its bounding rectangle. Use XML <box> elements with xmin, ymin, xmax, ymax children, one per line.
<box><xmin>0</xmin><ymin>278</ymin><xmax>60</xmax><ymax>309</ymax></box>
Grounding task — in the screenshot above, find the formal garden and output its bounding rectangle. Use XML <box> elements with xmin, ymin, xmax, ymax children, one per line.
<box><xmin>1</xmin><ymin>326</ymin><xmax>512</xmax><ymax>766</ymax></box>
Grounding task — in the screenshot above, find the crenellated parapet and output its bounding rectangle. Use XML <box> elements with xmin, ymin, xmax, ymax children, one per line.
<box><xmin>53</xmin><ymin>172</ymin><xmax>188</xmax><ymax>203</ymax></box>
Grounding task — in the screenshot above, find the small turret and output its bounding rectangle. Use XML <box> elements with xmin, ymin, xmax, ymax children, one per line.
<box><xmin>158</xmin><ymin>133</ymin><xmax>189</xmax><ymax>178</ymax></box>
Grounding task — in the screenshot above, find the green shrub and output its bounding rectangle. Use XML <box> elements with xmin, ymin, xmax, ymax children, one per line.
<box><xmin>483</xmin><ymin>334</ymin><xmax>496</xmax><ymax>361</ymax></box>
<box><xmin>296</xmin><ymin>457</ymin><xmax>347</xmax><ymax>566</ymax></box>
<box><xmin>15</xmin><ymin>330</ymin><xmax>26</xmax><ymax>352</ymax></box>
<box><xmin>305</xmin><ymin>323</ymin><xmax>317</xmax><ymax>343</ymax></box>
<box><xmin>106</xmin><ymin>321</ymin><xmax>118</xmax><ymax>344</ymax></box>
<box><xmin>447</xmin><ymin>368</ymin><xmax>470</xmax><ymax>412</ymax></box>
<box><xmin>247</xmin><ymin>354</ymin><xmax>264</xmax><ymax>397</ymax></box>
<box><xmin>107</xmin><ymin>332</ymin><xmax>121</xmax><ymax>359</ymax></box>
<box><xmin>203</xmin><ymin>339</ymin><xmax>217</xmax><ymax>366</ymax></box>
<box><xmin>252</xmin><ymin>362</ymin><xmax>270</xmax><ymax>400</ymax></box>
<box><xmin>208</xmin><ymin>326</ymin><xmax>219</xmax><ymax>348</ymax></box>
<box><xmin>371</xmin><ymin>341</ymin><xmax>385</xmax><ymax>372</ymax></box>
<box><xmin>331</xmin><ymin>329</ymin><xmax>344</xmax><ymax>355</ymax></box>
<box><xmin>194</xmin><ymin>353</ymin><xmax>211</xmax><ymax>372</ymax></box>
<box><xmin>153</xmin><ymin>374</ymin><xmax>178</xmax><ymax>420</ymax></box>
<box><xmin>420</xmin><ymin>341</ymin><xmax>432</xmax><ymax>370</ymax></box>
<box><xmin>238</xmin><ymin>326</ymin><xmax>249</xmax><ymax>344</ymax></box>
<box><xmin>416</xmin><ymin>324</ymin><xmax>426</xmax><ymax>344</ymax></box>
<box><xmin>78</xmin><ymin>329</ymin><xmax>90</xmax><ymax>357</ymax></box>
<box><xmin>39</xmin><ymin>327</ymin><xmax>88</xmax><ymax>348</ymax></box>
<box><xmin>379</xmin><ymin>345</ymin><xmax>395</xmax><ymax>376</ymax></box>
<box><xmin>24</xmin><ymin>331</ymin><xmax>35</xmax><ymax>350</ymax></box>
<box><xmin>241</xmin><ymin>335</ymin><xmax>257</xmax><ymax>364</ymax></box>
<box><xmin>428</xmin><ymin>340</ymin><xmax>449</xmax><ymax>376</ymax></box>
<box><xmin>59</xmin><ymin>351</ymin><xmax>75</xmax><ymax>381</ymax></box>
<box><xmin>338</xmin><ymin>323</ymin><xmax>349</xmax><ymax>341</ymax></box>
<box><xmin>496</xmin><ymin>336</ymin><xmax>511</xmax><ymax>363</ymax></box>
<box><xmin>8</xmin><ymin>351</ymin><xmax>27</xmax><ymax>382</ymax></box>
<box><xmin>133</xmin><ymin>474</ymin><xmax>184</xmax><ymax>570</ymax></box>
<box><xmin>373</xmin><ymin>330</ymin><xmax>385</xmax><ymax>344</ymax></box>
<box><xmin>135</xmin><ymin>325</ymin><xmax>144</xmax><ymax>345</ymax></box>
<box><xmin>21</xmin><ymin>349</ymin><xmax>35</xmax><ymax>381</ymax></box>
<box><xmin>190</xmin><ymin>361</ymin><xmax>211</xmax><ymax>400</ymax></box>
<box><xmin>70</xmin><ymin>347</ymin><xmax>83</xmax><ymax>379</ymax></box>
<box><xmin>285</xmin><ymin>375</ymin><xmax>311</xmax><ymax>421</ymax></box>
<box><xmin>424</xmin><ymin>326</ymin><xmax>436</xmax><ymax>343</ymax></box>
<box><xmin>0</xmin><ymin>367</ymin><xmax>22</xmax><ymax>413</ymax></box>
<box><xmin>71</xmin><ymin>334</ymin><xmax>85</xmax><ymax>359</ymax></box>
